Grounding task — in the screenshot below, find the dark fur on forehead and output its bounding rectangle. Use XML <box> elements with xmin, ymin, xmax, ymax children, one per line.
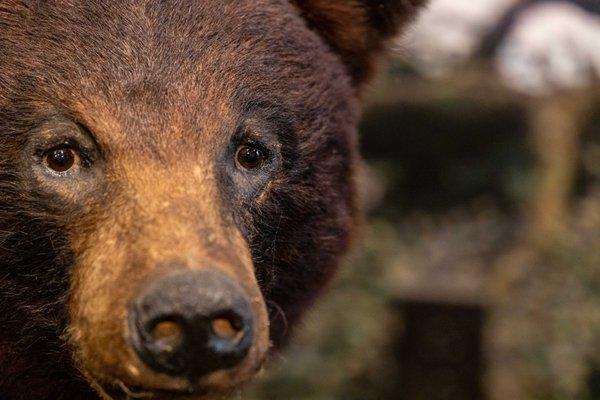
<box><xmin>292</xmin><ymin>0</ymin><xmax>428</xmax><ymax>83</ymax></box>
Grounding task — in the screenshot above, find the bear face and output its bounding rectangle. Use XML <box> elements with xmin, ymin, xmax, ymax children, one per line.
<box><xmin>0</xmin><ymin>1</ymin><xmax>425</xmax><ymax>399</ymax></box>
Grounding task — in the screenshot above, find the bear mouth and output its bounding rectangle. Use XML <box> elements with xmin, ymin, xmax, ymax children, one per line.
<box><xmin>100</xmin><ymin>380</ymin><xmax>213</xmax><ymax>400</ymax></box>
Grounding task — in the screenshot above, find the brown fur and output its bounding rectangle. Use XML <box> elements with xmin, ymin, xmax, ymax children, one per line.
<box><xmin>293</xmin><ymin>0</ymin><xmax>428</xmax><ymax>82</ymax></box>
<box><xmin>0</xmin><ymin>1</ymin><xmax>425</xmax><ymax>399</ymax></box>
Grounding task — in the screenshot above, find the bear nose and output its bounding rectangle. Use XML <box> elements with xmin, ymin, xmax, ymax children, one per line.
<box><xmin>128</xmin><ymin>269</ymin><xmax>254</xmax><ymax>380</ymax></box>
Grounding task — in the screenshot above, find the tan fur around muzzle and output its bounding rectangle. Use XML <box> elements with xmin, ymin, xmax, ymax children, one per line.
<box><xmin>67</xmin><ymin>159</ymin><xmax>270</xmax><ymax>395</ymax></box>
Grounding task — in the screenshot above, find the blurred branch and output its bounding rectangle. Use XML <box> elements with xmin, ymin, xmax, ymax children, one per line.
<box><xmin>365</xmin><ymin>62</ymin><xmax>600</xmax><ymax>107</ymax></box>
<box><xmin>526</xmin><ymin>93</ymin><xmax>592</xmax><ymax>242</ymax></box>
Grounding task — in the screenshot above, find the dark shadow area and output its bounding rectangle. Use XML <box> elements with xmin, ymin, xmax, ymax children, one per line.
<box><xmin>360</xmin><ymin>102</ymin><xmax>531</xmax><ymax>217</ymax></box>
<box><xmin>392</xmin><ymin>301</ymin><xmax>485</xmax><ymax>400</ymax></box>
<box><xmin>588</xmin><ymin>367</ymin><xmax>600</xmax><ymax>400</ymax></box>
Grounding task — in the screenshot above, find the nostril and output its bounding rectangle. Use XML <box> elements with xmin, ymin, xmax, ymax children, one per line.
<box><xmin>211</xmin><ymin>314</ymin><xmax>244</xmax><ymax>344</ymax></box>
<box><xmin>149</xmin><ymin>318</ymin><xmax>185</xmax><ymax>353</ymax></box>
<box><xmin>130</xmin><ymin>314</ymin><xmax>190</xmax><ymax>376</ymax></box>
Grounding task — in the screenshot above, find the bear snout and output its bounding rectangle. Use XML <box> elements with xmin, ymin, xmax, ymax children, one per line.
<box><xmin>77</xmin><ymin>262</ymin><xmax>270</xmax><ymax>400</ymax></box>
<box><xmin>127</xmin><ymin>269</ymin><xmax>255</xmax><ymax>381</ymax></box>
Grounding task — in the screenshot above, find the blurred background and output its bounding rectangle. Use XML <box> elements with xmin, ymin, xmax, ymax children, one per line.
<box><xmin>247</xmin><ymin>1</ymin><xmax>600</xmax><ymax>399</ymax></box>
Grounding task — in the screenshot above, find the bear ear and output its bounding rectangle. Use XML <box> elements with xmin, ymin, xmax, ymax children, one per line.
<box><xmin>292</xmin><ymin>0</ymin><xmax>428</xmax><ymax>85</ymax></box>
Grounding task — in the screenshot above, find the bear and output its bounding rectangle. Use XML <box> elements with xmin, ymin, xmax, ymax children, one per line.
<box><xmin>0</xmin><ymin>1</ymin><xmax>426</xmax><ymax>399</ymax></box>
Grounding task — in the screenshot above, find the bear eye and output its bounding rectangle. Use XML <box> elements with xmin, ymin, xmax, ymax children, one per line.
<box><xmin>235</xmin><ymin>145</ymin><xmax>266</xmax><ymax>170</ymax></box>
<box><xmin>44</xmin><ymin>146</ymin><xmax>78</xmax><ymax>173</ymax></box>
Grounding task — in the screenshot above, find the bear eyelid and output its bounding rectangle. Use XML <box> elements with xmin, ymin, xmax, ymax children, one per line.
<box><xmin>34</xmin><ymin>117</ymin><xmax>101</xmax><ymax>161</ymax></box>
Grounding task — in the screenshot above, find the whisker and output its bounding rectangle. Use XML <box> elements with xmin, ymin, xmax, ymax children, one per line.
<box><xmin>266</xmin><ymin>299</ymin><xmax>288</xmax><ymax>338</ymax></box>
<box><xmin>116</xmin><ymin>380</ymin><xmax>154</xmax><ymax>399</ymax></box>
